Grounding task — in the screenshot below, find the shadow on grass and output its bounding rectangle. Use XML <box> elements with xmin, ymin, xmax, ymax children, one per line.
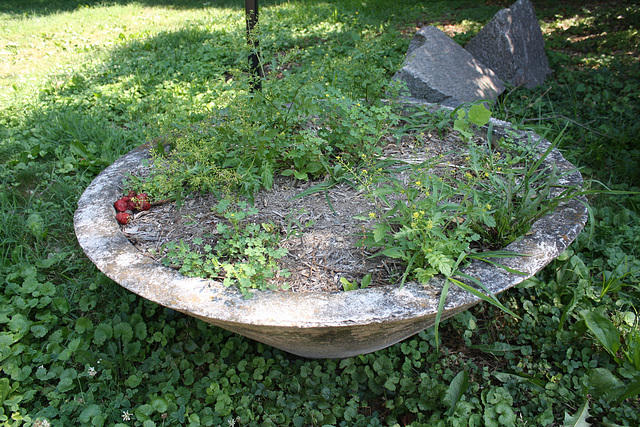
<box><xmin>0</xmin><ymin>0</ymin><xmax>239</xmax><ymax>17</ymax></box>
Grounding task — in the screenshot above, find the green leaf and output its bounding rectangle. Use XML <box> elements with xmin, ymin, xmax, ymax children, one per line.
<box><xmin>57</xmin><ymin>368</ymin><xmax>77</xmax><ymax>392</ymax></box>
<box><xmin>361</xmin><ymin>274</ymin><xmax>372</xmax><ymax>289</ymax></box>
<box><xmin>293</xmin><ymin>170</ymin><xmax>308</xmax><ymax>180</ymax></box>
<box><xmin>612</xmin><ymin>374</ymin><xmax>640</xmax><ymax>404</ymax></box>
<box><xmin>70</xmin><ymin>140</ymin><xmax>91</xmax><ymax>158</ymax></box>
<box><xmin>93</xmin><ymin>323</ymin><xmax>113</xmax><ymax>346</ymax></box>
<box><xmin>26</xmin><ymin>213</ymin><xmax>47</xmax><ymax>239</ymax></box>
<box><xmin>52</xmin><ymin>297</ymin><xmax>70</xmax><ymax>313</ymax></box>
<box><xmin>623</xmin><ymin>328</ymin><xmax>640</xmax><ymax>370</ymax></box>
<box><xmin>306</xmin><ymin>161</ymin><xmax>323</xmax><ymax>174</ymax></box>
<box><xmin>434</xmin><ymin>278</ymin><xmax>451</xmax><ymax>349</ymax></box>
<box><xmin>449</xmin><ymin>275</ymin><xmax>520</xmax><ymax>319</ymax></box>
<box><xmin>75</xmin><ymin>317</ymin><xmax>93</xmax><ymax>333</ymax></box>
<box><xmin>381</xmin><ymin>248</ymin><xmax>404</xmax><ymax>259</ymax></box>
<box><xmin>581</xmin><ymin>310</ymin><xmax>621</xmax><ymax>357</ymax></box>
<box><xmin>151</xmin><ymin>396</ymin><xmax>169</xmax><ymax>413</ymax></box>
<box><xmin>134</xmin><ymin>321</ymin><xmax>148</xmax><ymax>340</ymax></box>
<box><xmin>373</xmin><ymin>223</ymin><xmax>387</xmax><ymax>243</ymax></box>
<box><xmin>135</xmin><ymin>404</ymin><xmax>154</xmax><ymax>422</ymax></box>
<box><xmin>79</xmin><ymin>404</ymin><xmax>103</xmax><ymax>423</ymax></box>
<box><xmin>591</xmin><ymin>367</ymin><xmax>622</xmax><ymax>390</ymax></box>
<box><xmin>468</xmin><ymin>103</ymin><xmax>492</xmax><ymax>127</ymax></box>
<box><xmin>0</xmin><ymin>378</ymin><xmax>11</xmax><ymax>406</ymax></box>
<box><xmin>443</xmin><ymin>370</ymin><xmax>469</xmax><ymax>416</ymax></box>
<box><xmin>471</xmin><ymin>342</ymin><xmax>523</xmax><ymax>356</ymax></box>
<box><xmin>8</xmin><ymin>314</ymin><xmax>32</xmax><ymax>334</ymax></box>
<box><xmin>114</xmin><ymin>322</ymin><xmax>134</xmax><ymax>343</ymax></box>
<box><xmin>125</xmin><ymin>374</ymin><xmax>142</xmax><ymax>388</ymax></box>
<box><xmin>340</xmin><ymin>277</ymin><xmax>357</xmax><ymax>291</ymax></box>
<box><xmin>30</xmin><ymin>324</ymin><xmax>48</xmax><ymax>338</ymax></box>
<box><xmin>563</xmin><ymin>400</ymin><xmax>590</xmax><ymax>427</ymax></box>
<box><xmin>492</xmin><ymin>371</ymin><xmax>545</xmax><ymax>392</ymax></box>
<box><xmin>39</xmin><ymin>281</ymin><xmax>55</xmax><ymax>296</ymax></box>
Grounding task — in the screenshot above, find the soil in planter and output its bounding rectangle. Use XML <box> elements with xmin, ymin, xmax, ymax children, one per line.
<box><xmin>121</xmin><ymin>131</ymin><xmax>496</xmax><ymax>293</ymax></box>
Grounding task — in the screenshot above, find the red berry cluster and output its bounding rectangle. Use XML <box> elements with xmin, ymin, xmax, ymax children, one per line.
<box><xmin>114</xmin><ymin>190</ymin><xmax>151</xmax><ymax>225</ymax></box>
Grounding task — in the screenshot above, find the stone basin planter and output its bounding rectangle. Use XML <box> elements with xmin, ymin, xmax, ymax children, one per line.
<box><xmin>74</xmin><ymin>114</ymin><xmax>587</xmax><ymax>359</ymax></box>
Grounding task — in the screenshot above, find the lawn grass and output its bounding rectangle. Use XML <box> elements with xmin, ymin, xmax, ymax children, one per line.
<box><xmin>1</xmin><ymin>0</ymin><xmax>639</xmax><ymax>425</ymax></box>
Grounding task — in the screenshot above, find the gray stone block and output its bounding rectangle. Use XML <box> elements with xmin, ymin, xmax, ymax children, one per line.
<box><xmin>465</xmin><ymin>0</ymin><xmax>552</xmax><ymax>89</ymax></box>
<box><xmin>393</xmin><ymin>26</ymin><xmax>504</xmax><ymax>107</ymax></box>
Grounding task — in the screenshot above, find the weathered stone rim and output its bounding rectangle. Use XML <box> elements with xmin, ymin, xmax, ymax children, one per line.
<box><xmin>74</xmin><ymin>104</ymin><xmax>587</xmax><ymax>358</ymax></box>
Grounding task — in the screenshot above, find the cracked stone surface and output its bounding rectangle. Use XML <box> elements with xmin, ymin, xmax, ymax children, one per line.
<box><xmin>393</xmin><ymin>26</ymin><xmax>505</xmax><ymax>107</ymax></box>
<box><xmin>74</xmin><ymin>104</ymin><xmax>587</xmax><ymax>359</ymax></box>
<box><xmin>465</xmin><ymin>0</ymin><xmax>552</xmax><ymax>89</ymax></box>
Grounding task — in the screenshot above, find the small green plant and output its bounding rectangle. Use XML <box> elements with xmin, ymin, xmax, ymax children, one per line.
<box><xmin>340</xmin><ymin>273</ymin><xmax>372</xmax><ymax>291</ymax></box>
<box><xmin>352</xmin><ymin>113</ymin><xmax>572</xmax><ymax>284</ymax></box>
<box><xmin>162</xmin><ymin>198</ymin><xmax>290</xmax><ymax>298</ymax></box>
<box><xmin>453</xmin><ymin>102</ymin><xmax>493</xmax><ymax>139</ymax></box>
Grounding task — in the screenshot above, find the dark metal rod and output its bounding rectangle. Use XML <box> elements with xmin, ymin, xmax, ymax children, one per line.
<box><xmin>245</xmin><ymin>0</ymin><xmax>262</xmax><ymax>91</ymax></box>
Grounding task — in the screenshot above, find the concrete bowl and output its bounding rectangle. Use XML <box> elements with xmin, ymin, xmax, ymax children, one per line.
<box><xmin>74</xmin><ymin>115</ymin><xmax>587</xmax><ymax>359</ymax></box>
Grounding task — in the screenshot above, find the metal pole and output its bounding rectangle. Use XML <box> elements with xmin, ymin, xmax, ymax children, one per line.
<box><xmin>245</xmin><ymin>0</ymin><xmax>262</xmax><ymax>91</ymax></box>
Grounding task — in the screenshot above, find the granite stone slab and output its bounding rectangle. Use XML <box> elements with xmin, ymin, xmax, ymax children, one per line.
<box><xmin>394</xmin><ymin>26</ymin><xmax>505</xmax><ymax>107</ymax></box>
<box><xmin>465</xmin><ymin>0</ymin><xmax>552</xmax><ymax>88</ymax></box>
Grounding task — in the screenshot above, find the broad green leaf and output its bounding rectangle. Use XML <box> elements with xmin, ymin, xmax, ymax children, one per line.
<box><xmin>306</xmin><ymin>161</ymin><xmax>323</xmax><ymax>174</ymax></box>
<box><xmin>381</xmin><ymin>248</ymin><xmax>404</xmax><ymax>259</ymax></box>
<box><xmin>30</xmin><ymin>324</ymin><xmax>48</xmax><ymax>338</ymax></box>
<box><xmin>361</xmin><ymin>274</ymin><xmax>372</xmax><ymax>288</ymax></box>
<box><xmin>563</xmin><ymin>400</ymin><xmax>590</xmax><ymax>427</ymax></box>
<box><xmin>70</xmin><ymin>140</ymin><xmax>91</xmax><ymax>158</ymax></box>
<box><xmin>0</xmin><ymin>378</ymin><xmax>11</xmax><ymax>406</ymax></box>
<box><xmin>373</xmin><ymin>223</ymin><xmax>387</xmax><ymax>243</ymax></box>
<box><xmin>39</xmin><ymin>281</ymin><xmax>55</xmax><ymax>296</ymax></box>
<box><xmin>293</xmin><ymin>170</ymin><xmax>308</xmax><ymax>180</ymax></box>
<box><xmin>587</xmin><ymin>368</ymin><xmax>622</xmax><ymax>399</ymax></box>
<box><xmin>443</xmin><ymin>370</ymin><xmax>469</xmax><ymax>416</ymax></box>
<box><xmin>93</xmin><ymin>323</ymin><xmax>113</xmax><ymax>346</ymax></box>
<box><xmin>151</xmin><ymin>396</ymin><xmax>169</xmax><ymax>413</ymax></box>
<box><xmin>468</xmin><ymin>103</ymin><xmax>492</xmax><ymax>127</ymax></box>
<box><xmin>52</xmin><ymin>297</ymin><xmax>70</xmax><ymax>314</ymax></box>
<box><xmin>134</xmin><ymin>321</ymin><xmax>148</xmax><ymax>340</ymax></box>
<box><xmin>79</xmin><ymin>404</ymin><xmax>102</xmax><ymax>423</ymax></box>
<box><xmin>75</xmin><ymin>317</ymin><xmax>93</xmax><ymax>333</ymax></box>
<box><xmin>340</xmin><ymin>277</ymin><xmax>357</xmax><ymax>291</ymax></box>
<box><xmin>625</xmin><ymin>334</ymin><xmax>640</xmax><ymax>371</ymax></box>
<box><xmin>125</xmin><ymin>374</ymin><xmax>142</xmax><ymax>388</ymax></box>
<box><xmin>135</xmin><ymin>404</ymin><xmax>154</xmax><ymax>422</ymax></box>
<box><xmin>9</xmin><ymin>314</ymin><xmax>32</xmax><ymax>334</ymax></box>
<box><xmin>613</xmin><ymin>374</ymin><xmax>640</xmax><ymax>404</ymax></box>
<box><xmin>581</xmin><ymin>310</ymin><xmax>620</xmax><ymax>357</ymax></box>
<box><xmin>57</xmin><ymin>368</ymin><xmax>77</xmax><ymax>392</ymax></box>
<box><xmin>114</xmin><ymin>322</ymin><xmax>134</xmax><ymax>343</ymax></box>
<box><xmin>68</xmin><ymin>337</ymin><xmax>83</xmax><ymax>352</ymax></box>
